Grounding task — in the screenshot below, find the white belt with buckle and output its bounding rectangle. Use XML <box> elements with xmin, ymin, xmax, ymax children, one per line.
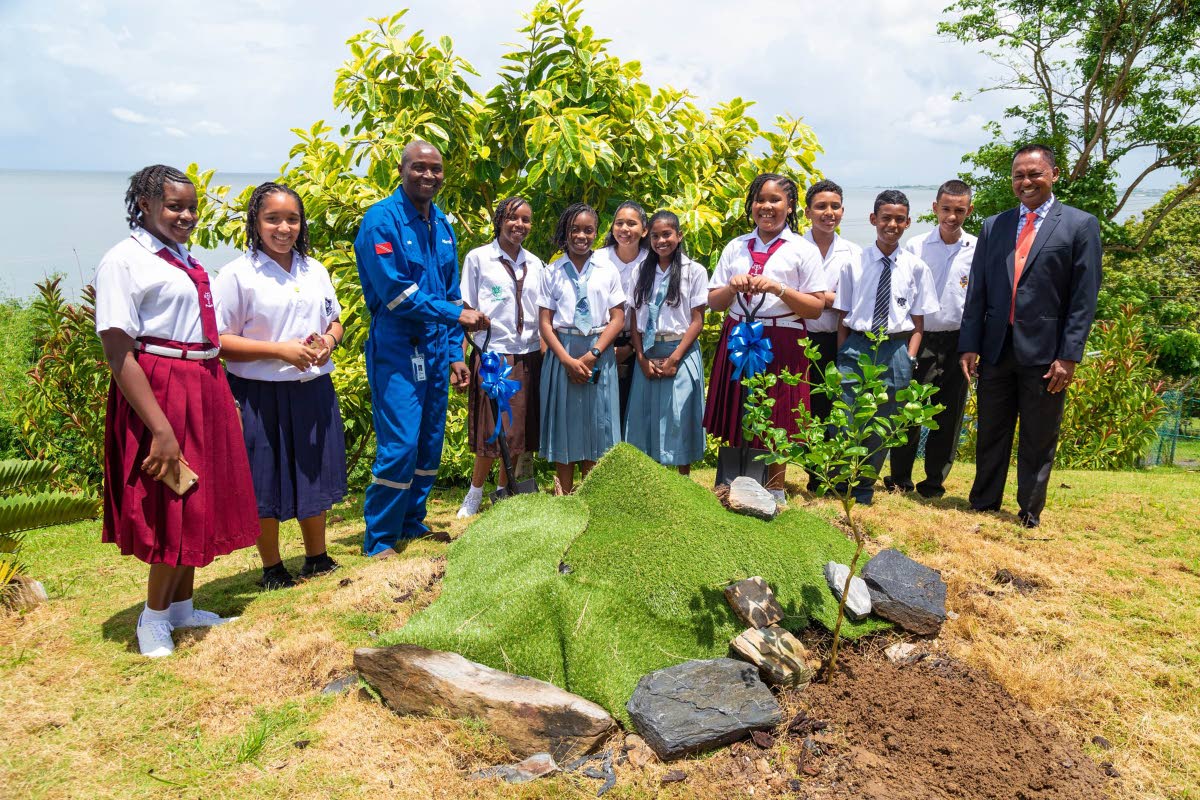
<box><xmin>649</xmin><ymin>333</ymin><xmax>685</xmax><ymax>342</ymax></box>
<box><xmin>138</xmin><ymin>343</ymin><xmax>220</xmax><ymax>360</ymax></box>
<box><xmin>728</xmin><ymin>314</ymin><xmax>808</xmax><ymax>330</ymax></box>
<box><xmin>554</xmin><ymin>326</ymin><xmax>606</xmax><ymax>336</ymax></box>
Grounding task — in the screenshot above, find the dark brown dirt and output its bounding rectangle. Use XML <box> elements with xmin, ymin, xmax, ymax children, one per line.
<box><xmin>664</xmin><ymin>642</ymin><xmax>1114</xmax><ymax>799</ymax></box>
<box><xmin>790</xmin><ymin>647</ymin><xmax>1111</xmax><ymax>800</ymax></box>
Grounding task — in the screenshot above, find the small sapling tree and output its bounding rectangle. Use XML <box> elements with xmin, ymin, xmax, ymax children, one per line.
<box><xmin>742</xmin><ymin>333</ymin><xmax>942</xmax><ymax>682</ymax></box>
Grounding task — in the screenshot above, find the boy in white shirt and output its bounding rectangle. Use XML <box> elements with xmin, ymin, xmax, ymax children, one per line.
<box><xmin>886</xmin><ymin>180</ymin><xmax>976</xmax><ymax>498</ymax></box>
<box><xmin>833</xmin><ymin>189</ymin><xmax>939</xmax><ymax>504</ymax></box>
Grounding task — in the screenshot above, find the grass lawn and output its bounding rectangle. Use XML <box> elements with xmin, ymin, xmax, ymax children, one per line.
<box><xmin>1</xmin><ymin>459</ymin><xmax>1197</xmax><ymax>799</ymax></box>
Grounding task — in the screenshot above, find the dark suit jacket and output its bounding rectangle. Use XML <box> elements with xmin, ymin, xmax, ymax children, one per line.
<box><xmin>958</xmin><ymin>199</ymin><xmax>1102</xmax><ymax>365</ymax></box>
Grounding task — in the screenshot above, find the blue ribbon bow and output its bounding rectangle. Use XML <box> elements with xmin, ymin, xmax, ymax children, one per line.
<box><xmin>479</xmin><ymin>352</ymin><xmax>522</xmax><ymax>442</ymax></box>
<box><xmin>727</xmin><ymin>320</ymin><xmax>773</xmax><ymax>381</ymax></box>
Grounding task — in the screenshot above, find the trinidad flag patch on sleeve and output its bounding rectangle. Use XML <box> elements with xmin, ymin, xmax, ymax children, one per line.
<box><xmin>374</xmin><ymin>242</ymin><xmax>393</xmax><ymax>255</ymax></box>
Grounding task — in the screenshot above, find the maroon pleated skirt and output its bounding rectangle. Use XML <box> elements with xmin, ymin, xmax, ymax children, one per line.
<box><xmin>467</xmin><ymin>349</ymin><xmax>542</xmax><ymax>458</ymax></box>
<box><xmin>102</xmin><ymin>351</ymin><xmax>259</xmax><ymax>567</ymax></box>
<box><xmin>703</xmin><ymin>315</ymin><xmax>812</xmax><ymax>446</ymax></box>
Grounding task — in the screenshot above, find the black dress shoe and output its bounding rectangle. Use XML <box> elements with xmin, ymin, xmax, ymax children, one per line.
<box><xmin>1018</xmin><ymin>511</ymin><xmax>1040</xmax><ymax>529</ymax></box>
<box><xmin>259</xmin><ymin>562</ymin><xmax>296</xmax><ymax>590</ymax></box>
<box><xmin>883</xmin><ymin>476</ymin><xmax>914</xmax><ymax>493</ymax></box>
<box><xmin>970</xmin><ymin>503</ymin><xmax>1002</xmax><ymax>513</ymax></box>
<box><xmin>915</xmin><ymin>483</ymin><xmax>945</xmax><ymax>498</ymax></box>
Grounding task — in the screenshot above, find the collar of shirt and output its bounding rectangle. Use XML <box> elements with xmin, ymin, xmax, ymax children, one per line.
<box><xmin>490</xmin><ymin>239</ymin><xmax>527</xmax><ymax>269</ymax></box>
<box><xmin>802</xmin><ymin>230</ymin><xmax>854</xmax><ymax>264</ymax></box>
<box><xmin>250</xmin><ymin>248</ymin><xmax>304</xmax><ymax>276</ymax></box>
<box><xmin>1020</xmin><ymin>194</ymin><xmax>1056</xmax><ymax>219</ymax></box>
<box><xmin>866</xmin><ymin>243</ymin><xmax>904</xmax><ymax>265</ymax></box>
<box><xmin>131</xmin><ymin>227</ymin><xmax>190</xmax><ymax>261</ymax></box>
<box><xmin>391</xmin><ymin>186</ymin><xmax>445</xmax><ymax>225</ymax></box>
<box><xmin>747</xmin><ymin>227</ymin><xmax>798</xmax><ymax>251</ymax></box>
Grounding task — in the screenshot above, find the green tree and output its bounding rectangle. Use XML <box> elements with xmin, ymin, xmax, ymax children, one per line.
<box><xmin>939</xmin><ymin>0</ymin><xmax>1200</xmax><ymax>248</ymax></box>
<box><xmin>742</xmin><ymin>336</ymin><xmax>942</xmax><ymax>682</ymax></box>
<box><xmin>189</xmin><ymin>0</ymin><xmax>822</xmax><ymax>483</ymax></box>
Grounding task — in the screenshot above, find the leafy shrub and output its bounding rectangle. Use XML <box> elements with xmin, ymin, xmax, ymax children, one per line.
<box><xmin>0</xmin><ymin>299</ymin><xmax>36</xmax><ymax>459</ymax></box>
<box><xmin>12</xmin><ymin>279</ymin><xmax>107</xmax><ymax>488</ymax></box>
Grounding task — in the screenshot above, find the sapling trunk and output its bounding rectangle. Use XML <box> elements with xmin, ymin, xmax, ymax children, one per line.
<box><xmin>824</xmin><ymin>493</ymin><xmax>864</xmax><ymax>685</ymax></box>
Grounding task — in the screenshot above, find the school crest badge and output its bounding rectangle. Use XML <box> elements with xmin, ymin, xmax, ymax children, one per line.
<box><xmin>897</xmin><ymin>296</ymin><xmax>908</xmax><ymax>308</ymax></box>
<box><xmin>959</xmin><ymin>275</ymin><xmax>969</xmax><ymax>289</ymax></box>
<box><xmin>324</xmin><ymin>297</ymin><xmax>334</xmax><ymax>316</ymax></box>
<box><xmin>490</xmin><ymin>284</ymin><xmax>505</xmax><ymax>301</ymax></box>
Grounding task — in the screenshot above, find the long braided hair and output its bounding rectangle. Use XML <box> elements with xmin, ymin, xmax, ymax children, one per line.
<box><xmin>124</xmin><ymin>165</ymin><xmax>193</xmax><ymax>230</ymax></box>
<box><xmin>245</xmin><ymin>182</ymin><xmax>310</xmax><ymax>258</ymax></box>
<box><xmin>492</xmin><ymin>196</ymin><xmax>531</xmax><ymax>240</ymax></box>
<box><xmin>745</xmin><ymin>172</ymin><xmax>800</xmax><ymax>233</ymax></box>
<box><xmin>632</xmin><ymin>210</ymin><xmax>685</xmax><ymax>310</ymax></box>
<box><xmin>553</xmin><ymin>202</ymin><xmax>599</xmax><ymax>253</ymax></box>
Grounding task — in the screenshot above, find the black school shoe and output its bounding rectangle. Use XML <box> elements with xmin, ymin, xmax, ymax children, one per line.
<box><xmin>260</xmin><ymin>562</ymin><xmax>297</xmax><ymax>590</ymax></box>
<box><xmin>1017</xmin><ymin>511</ymin><xmax>1040</xmax><ymax>529</ymax></box>
<box><xmin>300</xmin><ymin>552</ymin><xmax>340</xmax><ymax>579</ymax></box>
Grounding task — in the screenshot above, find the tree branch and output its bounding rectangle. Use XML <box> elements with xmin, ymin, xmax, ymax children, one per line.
<box><xmin>1107</xmin><ymin>174</ymin><xmax>1200</xmax><ymax>253</ymax></box>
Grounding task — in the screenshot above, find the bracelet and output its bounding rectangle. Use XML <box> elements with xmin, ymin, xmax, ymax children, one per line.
<box><xmin>324</xmin><ymin>333</ymin><xmax>340</xmax><ymax>350</ymax></box>
<box><xmin>776</xmin><ymin>283</ymin><xmax>787</xmax><ymax>298</ymax></box>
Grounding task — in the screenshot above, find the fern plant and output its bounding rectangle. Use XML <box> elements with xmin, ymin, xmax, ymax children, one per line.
<box><xmin>0</xmin><ymin>458</ymin><xmax>99</xmax><ymax>605</ymax></box>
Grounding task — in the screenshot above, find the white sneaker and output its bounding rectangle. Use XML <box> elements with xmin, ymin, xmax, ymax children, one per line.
<box><xmin>456</xmin><ymin>491</ymin><xmax>483</xmax><ymax>519</ymax></box>
<box><xmin>172</xmin><ymin>608</ymin><xmax>238</xmax><ymax>628</ymax></box>
<box><xmin>137</xmin><ymin>619</ymin><xmax>175</xmax><ymax>658</ymax></box>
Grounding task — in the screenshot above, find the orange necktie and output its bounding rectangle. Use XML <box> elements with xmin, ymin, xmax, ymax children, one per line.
<box><xmin>1009</xmin><ymin>211</ymin><xmax>1039</xmax><ymax>324</ymax></box>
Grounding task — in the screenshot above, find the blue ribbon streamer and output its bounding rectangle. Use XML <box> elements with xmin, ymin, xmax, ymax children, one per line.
<box><xmin>727</xmin><ymin>320</ymin><xmax>774</xmax><ymax>381</ymax></box>
<box><xmin>479</xmin><ymin>352</ymin><xmax>522</xmax><ymax>442</ymax></box>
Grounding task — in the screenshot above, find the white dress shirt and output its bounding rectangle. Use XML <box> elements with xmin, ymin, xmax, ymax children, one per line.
<box><xmin>211</xmin><ymin>249</ymin><xmax>341</xmax><ymax>382</ymax></box>
<box><xmin>903</xmin><ymin>229</ymin><xmax>977</xmax><ymax>332</ymax></box>
<box><xmin>834</xmin><ymin>244</ymin><xmax>939</xmax><ymax>334</ymax></box>
<box><xmin>803</xmin><ymin>231</ymin><xmax>863</xmax><ymax>333</ymax></box>
<box><xmin>537</xmin><ymin>254</ymin><xmax>627</xmax><ymax>333</ymax></box>
<box><xmin>460</xmin><ymin>240</ymin><xmax>544</xmax><ymax>354</ymax></box>
<box><xmin>1016</xmin><ymin>194</ymin><xmax>1056</xmax><ymax>243</ymax></box>
<box><xmin>708</xmin><ymin>228</ymin><xmax>829</xmax><ymax>320</ymax></box>
<box><xmin>630</xmin><ymin>256</ymin><xmax>709</xmax><ymax>336</ymax></box>
<box><xmin>94</xmin><ymin>227</ymin><xmax>209</xmax><ymax>343</ymax></box>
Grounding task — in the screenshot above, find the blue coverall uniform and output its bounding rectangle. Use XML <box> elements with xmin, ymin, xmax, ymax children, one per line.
<box><xmin>353</xmin><ymin>188</ymin><xmax>463</xmax><ymax>555</ymax></box>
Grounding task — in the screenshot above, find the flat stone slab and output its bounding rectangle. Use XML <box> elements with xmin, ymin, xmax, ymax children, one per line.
<box><xmin>727</xmin><ymin>477</ymin><xmax>778</xmax><ymax>520</ymax></box>
<box><xmin>730</xmin><ymin>625</ymin><xmax>815</xmax><ymax>687</ymax></box>
<box><xmin>470</xmin><ymin>752</ymin><xmax>559</xmax><ymax>783</ymax></box>
<box><xmin>626</xmin><ymin>658</ymin><xmax>782</xmax><ymax>760</ymax></box>
<box><xmin>861</xmin><ymin>549</ymin><xmax>947</xmax><ymax>635</ymax></box>
<box><xmin>355</xmin><ymin>644</ymin><xmax>615</xmax><ymax>762</ymax></box>
<box><xmin>724</xmin><ymin>576</ymin><xmax>784</xmax><ymax>628</ymax></box>
<box><xmin>823</xmin><ymin>561</ymin><xmax>872</xmax><ymax>621</ymax></box>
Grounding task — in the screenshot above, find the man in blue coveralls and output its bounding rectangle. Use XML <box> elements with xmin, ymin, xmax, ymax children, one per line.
<box><xmin>354</xmin><ymin>141</ymin><xmax>489</xmax><ymax>557</ymax></box>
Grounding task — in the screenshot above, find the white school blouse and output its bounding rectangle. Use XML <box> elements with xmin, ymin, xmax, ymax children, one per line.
<box><xmin>803</xmin><ymin>231</ymin><xmax>863</xmax><ymax>334</ymax></box>
<box><xmin>537</xmin><ymin>254</ymin><xmax>627</xmax><ymax>333</ymax></box>
<box><xmin>834</xmin><ymin>245</ymin><xmax>939</xmax><ymax>335</ymax></box>
<box><xmin>211</xmin><ymin>249</ymin><xmax>341</xmax><ymax>382</ymax></box>
<box><xmin>93</xmin><ymin>227</ymin><xmax>208</xmax><ymax>343</ymax></box>
<box><xmin>630</xmin><ymin>256</ymin><xmax>709</xmax><ymax>336</ymax></box>
<box><xmin>903</xmin><ymin>230</ymin><xmax>977</xmax><ymax>332</ymax></box>
<box><xmin>592</xmin><ymin>244</ymin><xmax>649</xmax><ymax>302</ymax></box>
<box><xmin>460</xmin><ymin>240</ymin><xmax>544</xmax><ymax>355</ymax></box>
<box><xmin>708</xmin><ymin>228</ymin><xmax>829</xmax><ymax>320</ymax></box>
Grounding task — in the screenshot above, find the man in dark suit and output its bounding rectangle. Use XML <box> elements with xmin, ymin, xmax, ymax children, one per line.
<box><xmin>958</xmin><ymin>144</ymin><xmax>1102</xmax><ymax>528</ymax></box>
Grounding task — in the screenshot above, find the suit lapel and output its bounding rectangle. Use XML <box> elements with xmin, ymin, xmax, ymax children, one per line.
<box><xmin>995</xmin><ymin>208</ymin><xmax>1019</xmax><ymax>291</ymax></box>
<box><xmin>1019</xmin><ymin>201</ymin><xmax>1062</xmax><ymax>286</ymax></box>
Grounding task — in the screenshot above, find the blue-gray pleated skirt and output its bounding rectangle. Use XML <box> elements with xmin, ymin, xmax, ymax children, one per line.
<box><xmin>623</xmin><ymin>339</ymin><xmax>706</xmax><ymax>466</ymax></box>
<box><xmin>539</xmin><ymin>331</ymin><xmax>620</xmax><ymax>463</ymax></box>
<box><xmin>227</xmin><ymin>373</ymin><xmax>347</xmax><ymax>522</ymax></box>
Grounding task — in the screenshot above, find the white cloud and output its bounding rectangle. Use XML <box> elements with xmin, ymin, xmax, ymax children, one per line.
<box><xmin>194</xmin><ymin>120</ymin><xmax>229</xmax><ymax>136</ymax></box>
<box><xmin>110</xmin><ymin>107</ymin><xmax>154</xmax><ymax>125</ymax></box>
<box><xmin>163</xmin><ymin>127</ymin><xmax>188</xmax><ymax>139</ymax></box>
<box><xmin>902</xmin><ymin>94</ymin><xmax>990</xmax><ymax>143</ymax></box>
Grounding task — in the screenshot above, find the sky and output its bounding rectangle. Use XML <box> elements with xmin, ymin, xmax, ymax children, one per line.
<box><xmin>0</xmin><ymin>0</ymin><xmax>1178</xmax><ymax>188</ymax></box>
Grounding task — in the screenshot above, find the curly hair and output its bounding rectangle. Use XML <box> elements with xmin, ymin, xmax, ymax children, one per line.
<box><xmin>124</xmin><ymin>165</ymin><xmax>193</xmax><ymax>230</ymax></box>
<box><xmin>245</xmin><ymin>182</ymin><xmax>310</xmax><ymax>259</ymax></box>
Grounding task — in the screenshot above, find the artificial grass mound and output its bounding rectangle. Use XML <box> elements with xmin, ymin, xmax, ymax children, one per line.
<box><xmin>386</xmin><ymin>444</ymin><xmax>888</xmax><ymax>725</ymax></box>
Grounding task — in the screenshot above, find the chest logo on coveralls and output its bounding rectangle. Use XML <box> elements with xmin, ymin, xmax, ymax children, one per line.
<box><xmin>374</xmin><ymin>242</ymin><xmax>393</xmax><ymax>255</ymax></box>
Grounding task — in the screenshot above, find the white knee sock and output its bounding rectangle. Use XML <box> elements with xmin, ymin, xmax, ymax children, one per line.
<box><xmin>465</xmin><ymin>484</ymin><xmax>484</xmax><ymax>500</ymax></box>
<box><xmin>140</xmin><ymin>604</ymin><xmax>172</xmax><ymax>626</ymax></box>
<box><xmin>168</xmin><ymin>598</ymin><xmax>194</xmax><ymax>625</ymax></box>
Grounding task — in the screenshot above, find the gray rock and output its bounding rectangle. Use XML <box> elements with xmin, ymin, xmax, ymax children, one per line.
<box><xmin>884</xmin><ymin>641</ymin><xmax>920</xmax><ymax>665</ymax></box>
<box><xmin>626</xmin><ymin>658</ymin><xmax>782</xmax><ymax>760</ymax></box>
<box><xmin>724</xmin><ymin>576</ymin><xmax>784</xmax><ymax>628</ymax></box>
<box><xmin>823</xmin><ymin>562</ymin><xmax>872</xmax><ymax>621</ymax></box>
<box><xmin>861</xmin><ymin>549</ymin><xmax>947</xmax><ymax>635</ymax></box>
<box><xmin>470</xmin><ymin>752</ymin><xmax>559</xmax><ymax>783</ymax></box>
<box><xmin>355</xmin><ymin>644</ymin><xmax>615</xmax><ymax>762</ymax></box>
<box><xmin>5</xmin><ymin>575</ymin><xmax>48</xmax><ymax>611</ymax></box>
<box><xmin>321</xmin><ymin>673</ymin><xmax>360</xmax><ymax>695</ymax></box>
<box><xmin>727</xmin><ymin>477</ymin><xmax>778</xmax><ymax>520</ymax></box>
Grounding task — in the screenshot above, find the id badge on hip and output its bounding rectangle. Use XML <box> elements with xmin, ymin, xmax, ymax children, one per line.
<box><xmin>411</xmin><ymin>351</ymin><xmax>427</xmax><ymax>383</ymax></box>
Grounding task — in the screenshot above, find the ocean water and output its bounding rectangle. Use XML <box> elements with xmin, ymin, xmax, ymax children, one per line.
<box><xmin>0</xmin><ymin>169</ymin><xmax>1165</xmax><ymax>301</ymax></box>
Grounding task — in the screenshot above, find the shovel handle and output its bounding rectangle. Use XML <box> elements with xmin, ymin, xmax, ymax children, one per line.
<box><xmin>735</xmin><ymin>292</ymin><xmax>768</xmax><ymax>323</ymax></box>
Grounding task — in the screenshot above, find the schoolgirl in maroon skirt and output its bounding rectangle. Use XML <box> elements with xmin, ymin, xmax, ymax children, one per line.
<box><xmin>212</xmin><ymin>182</ymin><xmax>347</xmax><ymax>590</ymax></box>
<box><xmin>704</xmin><ymin>173</ymin><xmax>830</xmax><ymax>500</ymax></box>
<box><xmin>94</xmin><ymin>165</ymin><xmax>259</xmax><ymax>658</ymax></box>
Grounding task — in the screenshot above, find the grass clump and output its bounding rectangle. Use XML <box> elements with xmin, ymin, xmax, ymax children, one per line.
<box><xmin>387</xmin><ymin>444</ymin><xmax>887</xmax><ymax>724</ymax></box>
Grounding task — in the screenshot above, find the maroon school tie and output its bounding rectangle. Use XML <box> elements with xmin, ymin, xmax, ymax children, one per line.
<box><xmin>498</xmin><ymin>255</ymin><xmax>526</xmax><ymax>335</ymax></box>
<box><xmin>151</xmin><ymin>244</ymin><xmax>220</xmax><ymax>348</ymax></box>
<box><xmin>744</xmin><ymin>237</ymin><xmax>786</xmax><ymax>305</ymax></box>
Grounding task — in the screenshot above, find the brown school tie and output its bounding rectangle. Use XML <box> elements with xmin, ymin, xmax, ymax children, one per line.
<box><xmin>499</xmin><ymin>255</ymin><xmax>525</xmax><ymax>334</ymax></box>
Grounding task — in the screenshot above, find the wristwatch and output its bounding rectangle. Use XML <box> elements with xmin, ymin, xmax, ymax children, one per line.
<box><xmin>590</xmin><ymin>347</ymin><xmax>602</xmax><ymax>358</ymax></box>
